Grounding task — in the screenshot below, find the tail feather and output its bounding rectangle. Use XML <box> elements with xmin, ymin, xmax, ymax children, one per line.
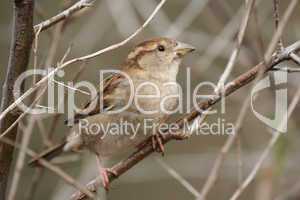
<box><xmin>29</xmin><ymin>142</ymin><xmax>66</xmax><ymax>167</ymax></box>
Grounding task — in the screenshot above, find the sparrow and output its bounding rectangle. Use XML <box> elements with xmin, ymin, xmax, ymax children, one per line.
<box><xmin>29</xmin><ymin>37</ymin><xmax>195</xmax><ymax>190</ymax></box>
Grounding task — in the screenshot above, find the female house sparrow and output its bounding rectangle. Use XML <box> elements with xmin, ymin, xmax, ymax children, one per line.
<box><xmin>29</xmin><ymin>37</ymin><xmax>195</xmax><ymax>189</ymax></box>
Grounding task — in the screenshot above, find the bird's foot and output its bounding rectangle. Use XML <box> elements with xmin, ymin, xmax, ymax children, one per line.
<box><xmin>135</xmin><ymin>133</ymin><xmax>165</xmax><ymax>155</ymax></box>
<box><xmin>99</xmin><ymin>168</ymin><xmax>117</xmax><ymax>191</ymax></box>
<box><xmin>151</xmin><ymin>133</ymin><xmax>165</xmax><ymax>156</ymax></box>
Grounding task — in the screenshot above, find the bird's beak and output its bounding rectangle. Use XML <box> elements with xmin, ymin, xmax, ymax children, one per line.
<box><xmin>175</xmin><ymin>42</ymin><xmax>195</xmax><ymax>57</ymax></box>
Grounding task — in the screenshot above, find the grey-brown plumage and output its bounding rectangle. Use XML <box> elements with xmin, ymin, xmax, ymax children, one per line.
<box><xmin>29</xmin><ymin>37</ymin><xmax>195</xmax><ymax>188</ymax></box>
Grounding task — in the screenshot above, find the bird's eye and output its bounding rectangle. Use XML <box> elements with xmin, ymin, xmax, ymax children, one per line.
<box><xmin>157</xmin><ymin>45</ymin><xmax>165</xmax><ymax>52</ymax></box>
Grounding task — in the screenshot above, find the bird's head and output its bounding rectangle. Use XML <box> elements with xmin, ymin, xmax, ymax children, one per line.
<box><xmin>126</xmin><ymin>38</ymin><xmax>195</xmax><ymax>73</ymax></box>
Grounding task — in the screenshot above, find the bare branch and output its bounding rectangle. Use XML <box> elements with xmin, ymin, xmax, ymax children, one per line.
<box><xmin>33</xmin><ymin>0</ymin><xmax>94</xmax><ymax>33</ymax></box>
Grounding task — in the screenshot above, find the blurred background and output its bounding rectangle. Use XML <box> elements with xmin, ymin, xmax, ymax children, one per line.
<box><xmin>1</xmin><ymin>0</ymin><xmax>300</xmax><ymax>199</ymax></box>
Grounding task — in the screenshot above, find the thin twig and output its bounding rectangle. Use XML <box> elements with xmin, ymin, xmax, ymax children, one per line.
<box><xmin>165</xmin><ymin>0</ymin><xmax>209</xmax><ymax>37</ymax></box>
<box><xmin>33</xmin><ymin>0</ymin><xmax>94</xmax><ymax>33</ymax></box>
<box><xmin>25</xmin><ymin>7</ymin><xmax>83</xmax><ymax>198</ymax></box>
<box><xmin>229</xmin><ymin>86</ymin><xmax>300</xmax><ymax>200</ymax></box>
<box><xmin>200</xmin><ymin>95</ymin><xmax>251</xmax><ymax>199</ymax></box>
<box><xmin>196</xmin><ymin>0</ymin><xmax>266</xmax><ymax>73</ymax></box>
<box><xmin>0</xmin><ymin>137</ymin><xmax>95</xmax><ymax>199</ymax></box>
<box><xmin>0</xmin><ymin>86</ymin><xmax>46</xmax><ymax>140</ymax></box>
<box><xmin>24</xmin><ymin>168</ymin><xmax>45</xmax><ymax>200</ymax></box>
<box><xmin>273</xmin><ymin>0</ymin><xmax>284</xmax><ymax>52</ymax></box>
<box><xmin>236</xmin><ymin>135</ymin><xmax>243</xmax><ymax>185</ymax></box>
<box><xmin>264</xmin><ymin>0</ymin><xmax>298</xmax><ymax>63</ymax></box>
<box><xmin>32</xmin><ymin>26</ymin><xmax>42</xmax><ymax>84</ymax></box>
<box><xmin>7</xmin><ymin>119</ymin><xmax>37</xmax><ymax>200</ymax></box>
<box><xmin>47</xmin><ymin>63</ymin><xmax>86</xmax><ymax>140</ymax></box>
<box><xmin>0</xmin><ymin>0</ymin><xmax>166</xmax><ymax>123</ymax></box>
<box><xmin>155</xmin><ymin>157</ymin><xmax>201</xmax><ymax>199</ymax></box>
<box><xmin>216</xmin><ymin>0</ymin><xmax>256</xmax><ymax>92</ymax></box>
<box><xmin>290</xmin><ymin>52</ymin><xmax>300</xmax><ymax>65</ymax></box>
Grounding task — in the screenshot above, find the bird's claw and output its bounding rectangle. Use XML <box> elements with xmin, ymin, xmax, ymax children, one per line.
<box><xmin>100</xmin><ymin>168</ymin><xmax>117</xmax><ymax>191</ymax></box>
<box><xmin>151</xmin><ymin>133</ymin><xmax>165</xmax><ymax>156</ymax></box>
<box><xmin>135</xmin><ymin>133</ymin><xmax>165</xmax><ymax>155</ymax></box>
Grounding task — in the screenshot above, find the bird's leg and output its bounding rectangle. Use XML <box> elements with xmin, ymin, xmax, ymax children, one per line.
<box><xmin>96</xmin><ymin>155</ymin><xmax>117</xmax><ymax>190</ymax></box>
<box><xmin>150</xmin><ymin>117</ymin><xmax>169</xmax><ymax>155</ymax></box>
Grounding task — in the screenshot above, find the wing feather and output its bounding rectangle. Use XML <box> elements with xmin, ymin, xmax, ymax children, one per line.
<box><xmin>65</xmin><ymin>73</ymin><xmax>124</xmax><ymax>124</ymax></box>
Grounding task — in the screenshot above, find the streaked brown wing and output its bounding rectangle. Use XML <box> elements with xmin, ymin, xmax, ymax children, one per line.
<box><xmin>65</xmin><ymin>73</ymin><xmax>124</xmax><ymax>124</ymax></box>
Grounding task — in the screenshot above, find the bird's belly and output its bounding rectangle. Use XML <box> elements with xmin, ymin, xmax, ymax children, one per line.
<box><xmin>75</xmin><ymin>81</ymin><xmax>179</xmax><ymax>157</ymax></box>
<box><xmin>78</xmin><ymin>112</ymin><xmax>162</xmax><ymax>157</ymax></box>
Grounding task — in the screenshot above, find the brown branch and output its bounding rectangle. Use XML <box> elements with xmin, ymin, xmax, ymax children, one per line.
<box><xmin>33</xmin><ymin>0</ymin><xmax>94</xmax><ymax>33</ymax></box>
<box><xmin>0</xmin><ymin>0</ymin><xmax>34</xmax><ymax>199</ymax></box>
<box><xmin>70</xmin><ymin>40</ymin><xmax>300</xmax><ymax>200</ymax></box>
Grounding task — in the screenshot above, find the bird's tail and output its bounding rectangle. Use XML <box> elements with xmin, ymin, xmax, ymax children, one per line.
<box><xmin>28</xmin><ymin>142</ymin><xmax>66</xmax><ymax>167</ymax></box>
